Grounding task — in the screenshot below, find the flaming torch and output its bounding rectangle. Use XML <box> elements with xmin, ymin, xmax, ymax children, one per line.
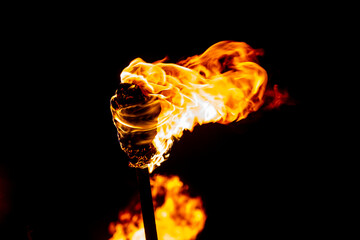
<box><xmin>110</xmin><ymin>40</ymin><xmax>268</xmax><ymax>240</ymax></box>
<box><xmin>111</xmin><ymin>83</ymin><xmax>161</xmax><ymax>239</ymax></box>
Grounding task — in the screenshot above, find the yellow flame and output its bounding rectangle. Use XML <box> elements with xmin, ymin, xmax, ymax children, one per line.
<box><xmin>111</xmin><ymin>41</ymin><xmax>267</xmax><ymax>172</ymax></box>
<box><xmin>109</xmin><ymin>175</ymin><xmax>206</xmax><ymax>240</ymax></box>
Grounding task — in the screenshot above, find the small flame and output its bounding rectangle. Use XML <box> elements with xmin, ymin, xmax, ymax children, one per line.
<box><xmin>263</xmin><ymin>84</ymin><xmax>291</xmax><ymax>110</ymax></box>
<box><xmin>111</xmin><ymin>41</ymin><xmax>268</xmax><ymax>172</ymax></box>
<box><xmin>109</xmin><ymin>175</ymin><xmax>206</xmax><ymax>240</ymax></box>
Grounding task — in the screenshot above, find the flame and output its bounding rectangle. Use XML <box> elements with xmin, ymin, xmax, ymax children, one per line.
<box><xmin>263</xmin><ymin>84</ymin><xmax>291</xmax><ymax>110</ymax></box>
<box><xmin>111</xmin><ymin>40</ymin><xmax>268</xmax><ymax>172</ymax></box>
<box><xmin>109</xmin><ymin>175</ymin><xmax>206</xmax><ymax>240</ymax></box>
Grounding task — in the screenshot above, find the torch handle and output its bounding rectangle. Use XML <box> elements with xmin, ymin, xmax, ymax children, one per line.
<box><xmin>136</xmin><ymin>168</ymin><xmax>158</xmax><ymax>240</ymax></box>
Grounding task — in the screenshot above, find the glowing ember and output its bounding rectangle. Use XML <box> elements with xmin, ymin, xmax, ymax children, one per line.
<box><xmin>111</xmin><ymin>40</ymin><xmax>268</xmax><ymax>172</ymax></box>
<box><xmin>109</xmin><ymin>175</ymin><xmax>206</xmax><ymax>240</ymax></box>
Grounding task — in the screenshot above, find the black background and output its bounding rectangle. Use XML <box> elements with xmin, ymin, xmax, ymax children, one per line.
<box><xmin>1</xmin><ymin>3</ymin><xmax>327</xmax><ymax>240</ymax></box>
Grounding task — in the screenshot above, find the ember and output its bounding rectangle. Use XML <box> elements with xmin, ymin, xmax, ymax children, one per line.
<box><xmin>109</xmin><ymin>174</ymin><xmax>206</xmax><ymax>240</ymax></box>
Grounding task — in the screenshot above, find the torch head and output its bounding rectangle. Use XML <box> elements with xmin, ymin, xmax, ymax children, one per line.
<box><xmin>110</xmin><ymin>83</ymin><xmax>161</xmax><ymax>168</ymax></box>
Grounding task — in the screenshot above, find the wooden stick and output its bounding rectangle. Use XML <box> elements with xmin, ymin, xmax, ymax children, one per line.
<box><xmin>136</xmin><ymin>168</ymin><xmax>158</xmax><ymax>240</ymax></box>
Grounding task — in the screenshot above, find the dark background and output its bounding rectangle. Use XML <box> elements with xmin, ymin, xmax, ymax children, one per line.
<box><xmin>2</xmin><ymin>3</ymin><xmax>327</xmax><ymax>240</ymax></box>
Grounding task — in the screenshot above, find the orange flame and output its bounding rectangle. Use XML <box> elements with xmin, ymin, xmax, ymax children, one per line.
<box><xmin>111</xmin><ymin>41</ymin><xmax>267</xmax><ymax>172</ymax></box>
<box><xmin>109</xmin><ymin>175</ymin><xmax>206</xmax><ymax>240</ymax></box>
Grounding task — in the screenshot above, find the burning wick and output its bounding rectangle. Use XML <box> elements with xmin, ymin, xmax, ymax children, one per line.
<box><xmin>111</xmin><ymin>83</ymin><xmax>161</xmax><ymax>168</ymax></box>
<box><xmin>111</xmin><ymin>40</ymin><xmax>268</xmax><ymax>173</ymax></box>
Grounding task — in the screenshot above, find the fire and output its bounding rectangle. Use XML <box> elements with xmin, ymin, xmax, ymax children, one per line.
<box><xmin>109</xmin><ymin>175</ymin><xmax>206</xmax><ymax>240</ymax></box>
<box><xmin>111</xmin><ymin>40</ymin><xmax>267</xmax><ymax>172</ymax></box>
<box><xmin>264</xmin><ymin>84</ymin><xmax>291</xmax><ymax>110</ymax></box>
